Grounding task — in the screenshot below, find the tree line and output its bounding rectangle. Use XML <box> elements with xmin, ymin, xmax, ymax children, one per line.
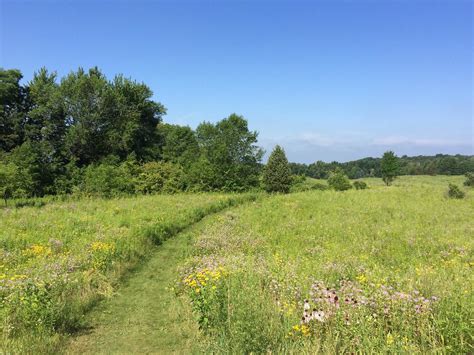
<box><xmin>0</xmin><ymin>67</ymin><xmax>263</xmax><ymax>199</ymax></box>
<box><xmin>1</xmin><ymin>67</ymin><xmax>472</xmax><ymax>200</ymax></box>
<box><xmin>289</xmin><ymin>154</ymin><xmax>474</xmax><ymax>179</ymax></box>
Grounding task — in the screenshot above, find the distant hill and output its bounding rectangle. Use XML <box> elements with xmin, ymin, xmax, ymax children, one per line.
<box><xmin>290</xmin><ymin>154</ymin><xmax>474</xmax><ymax>179</ymax></box>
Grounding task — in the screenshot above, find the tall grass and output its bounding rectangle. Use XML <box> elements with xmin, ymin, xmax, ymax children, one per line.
<box><xmin>178</xmin><ymin>176</ymin><xmax>473</xmax><ymax>353</ymax></box>
<box><xmin>0</xmin><ymin>192</ymin><xmax>258</xmax><ymax>353</ymax></box>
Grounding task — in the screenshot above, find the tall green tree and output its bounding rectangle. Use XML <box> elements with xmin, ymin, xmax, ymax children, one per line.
<box><xmin>60</xmin><ymin>67</ymin><xmax>165</xmax><ymax>165</ymax></box>
<box><xmin>106</xmin><ymin>75</ymin><xmax>166</xmax><ymax>160</ymax></box>
<box><xmin>0</xmin><ymin>69</ymin><xmax>29</xmax><ymax>152</ymax></box>
<box><xmin>159</xmin><ymin>123</ymin><xmax>199</xmax><ymax>167</ymax></box>
<box><xmin>60</xmin><ymin>67</ymin><xmax>111</xmax><ymax>165</ymax></box>
<box><xmin>381</xmin><ymin>151</ymin><xmax>399</xmax><ymax>186</ymax></box>
<box><xmin>195</xmin><ymin>114</ymin><xmax>263</xmax><ymax>191</ymax></box>
<box><xmin>263</xmin><ymin>145</ymin><xmax>292</xmax><ymax>193</ymax></box>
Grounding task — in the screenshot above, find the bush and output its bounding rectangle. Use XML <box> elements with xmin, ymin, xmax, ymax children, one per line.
<box><xmin>327</xmin><ymin>169</ymin><xmax>352</xmax><ymax>191</ymax></box>
<box><xmin>353</xmin><ymin>181</ymin><xmax>368</xmax><ymax>190</ymax></box>
<box><xmin>136</xmin><ymin>161</ymin><xmax>185</xmax><ymax>194</ymax></box>
<box><xmin>291</xmin><ymin>174</ymin><xmax>306</xmax><ymax>185</ymax></box>
<box><xmin>82</xmin><ymin>162</ymin><xmax>135</xmax><ymax>197</ymax></box>
<box><xmin>464</xmin><ymin>172</ymin><xmax>474</xmax><ymax>187</ymax></box>
<box><xmin>447</xmin><ymin>184</ymin><xmax>465</xmax><ymax>199</ymax></box>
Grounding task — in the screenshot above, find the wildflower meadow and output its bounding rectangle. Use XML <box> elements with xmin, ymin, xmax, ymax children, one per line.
<box><xmin>1</xmin><ymin>176</ymin><xmax>472</xmax><ymax>353</ymax></box>
<box><xmin>177</xmin><ymin>176</ymin><xmax>473</xmax><ymax>353</ymax></box>
<box><xmin>0</xmin><ymin>193</ymin><xmax>256</xmax><ymax>352</ymax></box>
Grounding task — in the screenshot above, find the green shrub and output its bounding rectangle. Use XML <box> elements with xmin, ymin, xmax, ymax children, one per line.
<box><xmin>136</xmin><ymin>161</ymin><xmax>185</xmax><ymax>194</ymax></box>
<box><xmin>464</xmin><ymin>172</ymin><xmax>474</xmax><ymax>187</ymax></box>
<box><xmin>82</xmin><ymin>162</ymin><xmax>134</xmax><ymax>197</ymax></box>
<box><xmin>291</xmin><ymin>174</ymin><xmax>306</xmax><ymax>185</ymax></box>
<box><xmin>327</xmin><ymin>169</ymin><xmax>352</xmax><ymax>191</ymax></box>
<box><xmin>353</xmin><ymin>181</ymin><xmax>368</xmax><ymax>190</ymax></box>
<box><xmin>447</xmin><ymin>184</ymin><xmax>465</xmax><ymax>199</ymax></box>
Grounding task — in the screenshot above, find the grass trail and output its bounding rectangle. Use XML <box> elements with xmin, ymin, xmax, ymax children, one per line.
<box><xmin>66</xmin><ymin>227</ymin><xmax>202</xmax><ymax>354</ymax></box>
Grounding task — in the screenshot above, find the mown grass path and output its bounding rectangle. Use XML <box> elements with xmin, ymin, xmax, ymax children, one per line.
<box><xmin>61</xmin><ymin>195</ymin><xmax>259</xmax><ymax>354</ymax></box>
<box><xmin>65</xmin><ymin>228</ymin><xmax>201</xmax><ymax>354</ymax></box>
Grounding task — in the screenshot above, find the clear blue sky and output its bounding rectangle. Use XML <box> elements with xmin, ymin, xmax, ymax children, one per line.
<box><xmin>1</xmin><ymin>0</ymin><xmax>472</xmax><ymax>163</ymax></box>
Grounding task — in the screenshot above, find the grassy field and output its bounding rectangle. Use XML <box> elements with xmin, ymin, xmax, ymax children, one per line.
<box><xmin>0</xmin><ymin>192</ymin><xmax>257</xmax><ymax>353</ymax></box>
<box><xmin>1</xmin><ymin>176</ymin><xmax>472</xmax><ymax>354</ymax></box>
<box><xmin>176</xmin><ymin>176</ymin><xmax>473</xmax><ymax>353</ymax></box>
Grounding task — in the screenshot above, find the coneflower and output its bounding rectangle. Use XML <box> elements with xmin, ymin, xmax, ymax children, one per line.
<box><xmin>303</xmin><ymin>299</ymin><xmax>310</xmax><ymax>311</ymax></box>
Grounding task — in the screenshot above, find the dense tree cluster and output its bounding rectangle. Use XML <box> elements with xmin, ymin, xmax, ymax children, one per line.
<box><xmin>1</xmin><ymin>67</ymin><xmax>472</xmax><ymax>200</ymax></box>
<box><xmin>0</xmin><ymin>68</ymin><xmax>263</xmax><ymax>199</ymax></box>
<box><xmin>290</xmin><ymin>154</ymin><xmax>474</xmax><ymax>179</ymax></box>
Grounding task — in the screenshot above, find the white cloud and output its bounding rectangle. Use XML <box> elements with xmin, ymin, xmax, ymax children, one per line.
<box><xmin>371</xmin><ymin>136</ymin><xmax>471</xmax><ymax>147</ymax></box>
<box><xmin>259</xmin><ymin>132</ymin><xmax>473</xmax><ymax>163</ymax></box>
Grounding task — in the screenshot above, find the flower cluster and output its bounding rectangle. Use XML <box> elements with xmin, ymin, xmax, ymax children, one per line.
<box><xmin>22</xmin><ymin>244</ymin><xmax>52</xmax><ymax>258</ymax></box>
<box><xmin>90</xmin><ymin>241</ymin><xmax>114</xmax><ymax>253</ymax></box>
<box><xmin>183</xmin><ymin>266</ymin><xmax>227</xmax><ymax>293</ymax></box>
<box><xmin>288</xmin><ymin>279</ymin><xmax>439</xmax><ymax>338</ymax></box>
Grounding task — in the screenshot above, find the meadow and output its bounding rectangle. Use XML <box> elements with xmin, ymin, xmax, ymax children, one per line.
<box><xmin>1</xmin><ymin>175</ymin><xmax>472</xmax><ymax>354</ymax></box>
<box><xmin>0</xmin><ymin>192</ymin><xmax>257</xmax><ymax>353</ymax></box>
<box><xmin>177</xmin><ymin>176</ymin><xmax>473</xmax><ymax>353</ymax></box>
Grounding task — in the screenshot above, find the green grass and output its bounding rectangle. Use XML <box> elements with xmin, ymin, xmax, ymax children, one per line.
<box><xmin>2</xmin><ymin>176</ymin><xmax>472</xmax><ymax>353</ymax></box>
<box><xmin>176</xmin><ymin>176</ymin><xmax>473</xmax><ymax>353</ymax></box>
<box><xmin>0</xmin><ymin>192</ymin><xmax>258</xmax><ymax>353</ymax></box>
<box><xmin>66</xmin><ymin>229</ymin><xmax>201</xmax><ymax>354</ymax></box>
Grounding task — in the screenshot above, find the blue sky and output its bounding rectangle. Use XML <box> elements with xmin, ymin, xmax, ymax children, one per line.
<box><xmin>1</xmin><ymin>0</ymin><xmax>472</xmax><ymax>163</ymax></box>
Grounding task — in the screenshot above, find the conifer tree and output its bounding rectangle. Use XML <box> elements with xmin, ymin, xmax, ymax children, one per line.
<box><xmin>263</xmin><ymin>145</ymin><xmax>292</xmax><ymax>193</ymax></box>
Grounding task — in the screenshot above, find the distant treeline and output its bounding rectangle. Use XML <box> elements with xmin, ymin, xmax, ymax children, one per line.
<box><xmin>289</xmin><ymin>154</ymin><xmax>474</xmax><ymax>179</ymax></box>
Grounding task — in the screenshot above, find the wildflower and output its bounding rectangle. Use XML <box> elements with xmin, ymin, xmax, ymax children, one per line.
<box><xmin>303</xmin><ymin>299</ymin><xmax>310</xmax><ymax>311</ymax></box>
<box><xmin>386</xmin><ymin>332</ymin><xmax>394</xmax><ymax>346</ymax></box>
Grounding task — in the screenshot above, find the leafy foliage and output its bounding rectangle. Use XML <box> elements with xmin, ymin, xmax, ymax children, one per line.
<box><xmin>447</xmin><ymin>183</ymin><xmax>465</xmax><ymax>199</ymax></box>
<box><xmin>353</xmin><ymin>180</ymin><xmax>368</xmax><ymax>190</ymax></box>
<box><xmin>195</xmin><ymin>114</ymin><xmax>264</xmax><ymax>191</ymax></box>
<box><xmin>327</xmin><ymin>168</ymin><xmax>352</xmax><ymax>191</ymax></box>
<box><xmin>0</xmin><ymin>68</ymin><xmax>265</xmax><ymax>196</ymax></box>
<box><xmin>159</xmin><ymin>123</ymin><xmax>199</xmax><ymax>167</ymax></box>
<box><xmin>136</xmin><ymin>161</ymin><xmax>184</xmax><ymax>194</ymax></box>
<box><xmin>381</xmin><ymin>151</ymin><xmax>399</xmax><ymax>186</ymax></box>
<box><xmin>464</xmin><ymin>172</ymin><xmax>474</xmax><ymax>187</ymax></box>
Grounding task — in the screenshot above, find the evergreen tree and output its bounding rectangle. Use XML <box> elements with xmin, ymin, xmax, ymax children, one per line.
<box><xmin>263</xmin><ymin>145</ymin><xmax>292</xmax><ymax>193</ymax></box>
<box><xmin>381</xmin><ymin>151</ymin><xmax>399</xmax><ymax>186</ymax></box>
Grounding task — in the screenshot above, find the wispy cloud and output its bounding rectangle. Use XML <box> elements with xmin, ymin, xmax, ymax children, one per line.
<box><xmin>371</xmin><ymin>136</ymin><xmax>471</xmax><ymax>147</ymax></box>
<box><xmin>260</xmin><ymin>132</ymin><xmax>473</xmax><ymax>163</ymax></box>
